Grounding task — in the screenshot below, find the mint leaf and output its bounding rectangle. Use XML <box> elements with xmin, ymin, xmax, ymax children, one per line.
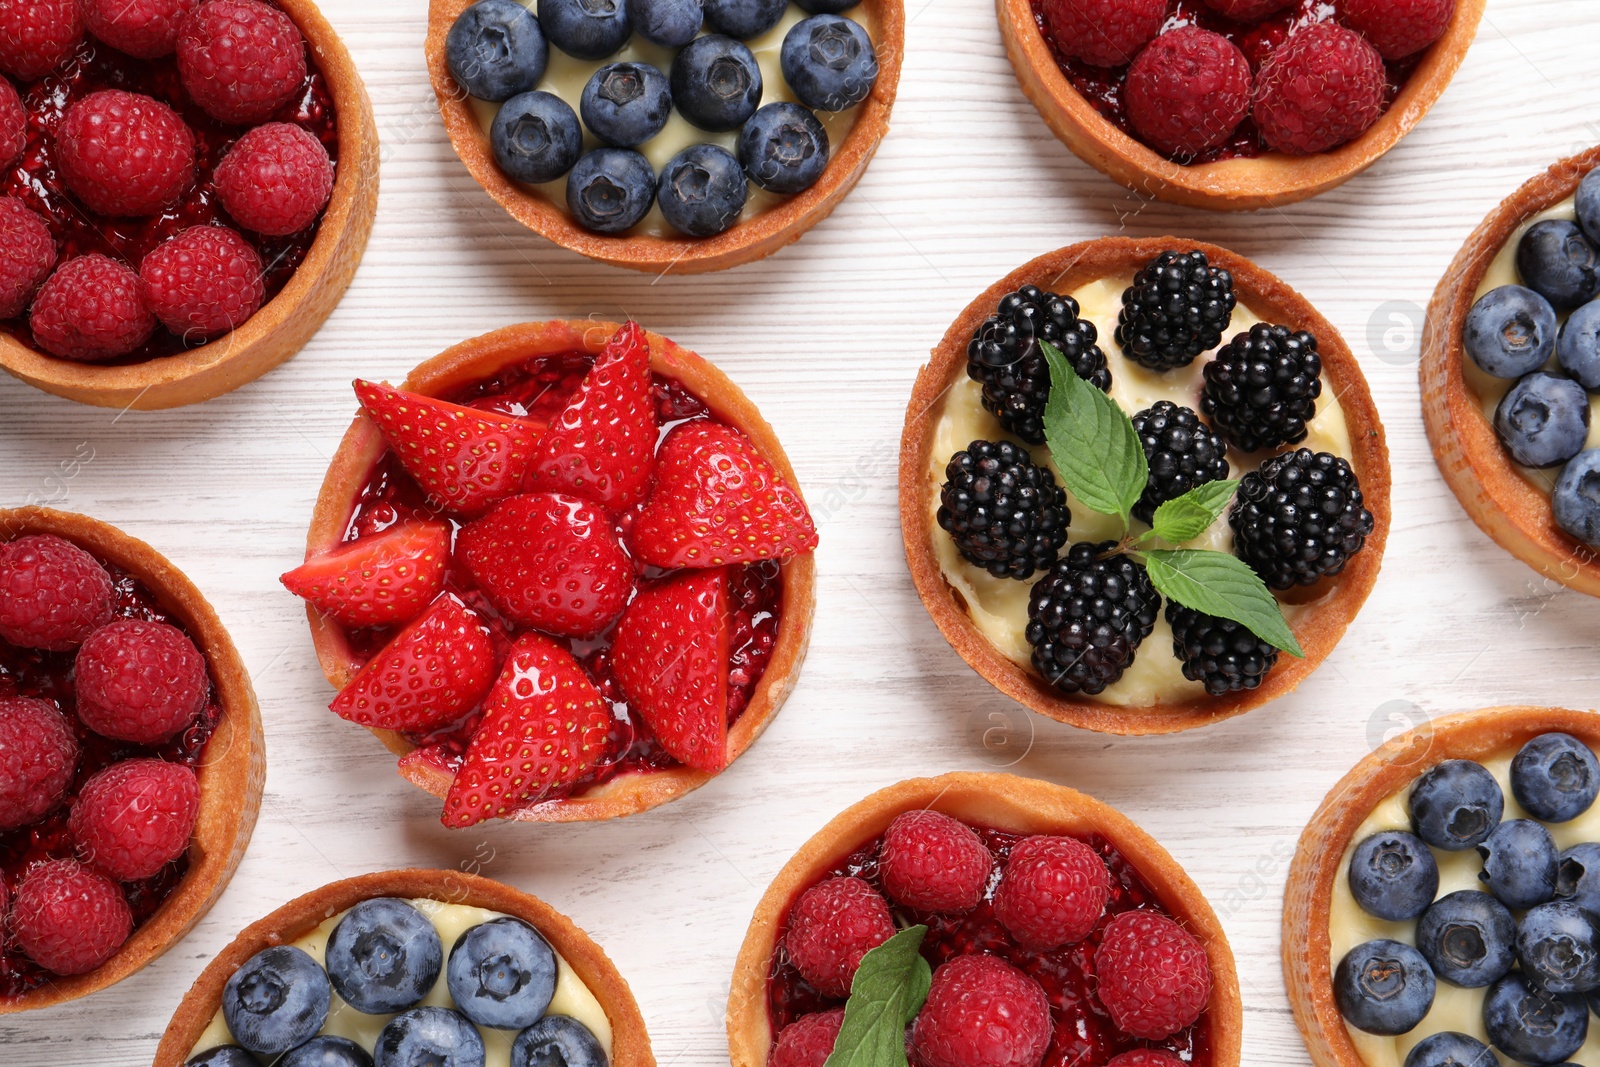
<box><xmin>1142</xmin><ymin>548</ymin><xmax>1305</xmax><ymax>657</ymax></box>
<box><xmin>1040</xmin><ymin>341</ymin><xmax>1146</xmax><ymax>523</ymax></box>
<box><xmin>823</xmin><ymin>926</ymin><xmax>932</xmax><ymax>1067</ymax></box>
<box><xmin>1149</xmin><ymin>480</ymin><xmax>1238</xmax><ymax>544</ymax></box>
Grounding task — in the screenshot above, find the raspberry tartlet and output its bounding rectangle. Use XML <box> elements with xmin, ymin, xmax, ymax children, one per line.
<box><xmin>0</xmin><ymin>506</ymin><xmax>263</xmax><ymax>1013</ymax></box>
<box><xmin>997</xmin><ymin>0</ymin><xmax>1485</xmax><ymax>210</ymax></box>
<box><xmin>155</xmin><ymin>868</ymin><xmax>654</xmax><ymax>1067</ymax></box>
<box><xmin>727</xmin><ymin>773</ymin><xmax>1242</xmax><ymax>1067</ymax></box>
<box><xmin>0</xmin><ymin>0</ymin><xmax>378</xmax><ymax>410</ymax></box>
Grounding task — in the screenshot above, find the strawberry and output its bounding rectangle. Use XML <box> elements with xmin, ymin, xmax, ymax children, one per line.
<box><xmin>629</xmin><ymin>422</ymin><xmax>819</xmax><ymax>568</ymax></box>
<box><xmin>354</xmin><ymin>379</ymin><xmax>542</xmax><ymax>517</ymax></box>
<box><xmin>329</xmin><ymin>596</ymin><xmax>497</xmax><ymax>732</ymax></box>
<box><xmin>526</xmin><ymin>321</ymin><xmax>658</xmax><ymax>511</ymax></box>
<box><xmin>280</xmin><ymin>520</ymin><xmax>450</xmax><ymax>629</ymax></box>
<box><xmin>612</xmin><ymin>568</ymin><xmax>729</xmax><ymax>773</ymax></box>
<box><xmin>456</xmin><ymin>492</ymin><xmax>634</xmax><ymax>639</ymax></box>
<box><xmin>442</xmin><ymin>632</ymin><xmax>612</xmax><ymax>828</ymax></box>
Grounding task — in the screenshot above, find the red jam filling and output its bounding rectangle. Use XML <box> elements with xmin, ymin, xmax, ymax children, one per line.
<box><xmin>340</xmin><ymin>352</ymin><xmax>785</xmax><ymax>807</ymax></box>
<box><xmin>768</xmin><ymin>826</ymin><xmax>1212</xmax><ymax>1067</ymax></box>
<box><xmin>0</xmin><ymin>565</ymin><xmax>220</xmax><ymax>999</ymax></box>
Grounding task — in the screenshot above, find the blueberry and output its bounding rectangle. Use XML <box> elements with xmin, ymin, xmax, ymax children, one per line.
<box><xmin>656</xmin><ymin>143</ymin><xmax>747</xmax><ymax>236</ymax></box>
<box><xmin>1577</xmin><ymin>168</ymin><xmax>1600</xmax><ymax>246</ymax></box>
<box><xmin>629</xmin><ymin>0</ymin><xmax>701</xmax><ymax>46</ymax></box>
<box><xmin>780</xmin><ymin>14</ymin><xmax>877</xmax><ymax>111</ymax></box>
<box><xmin>703</xmin><ymin>0</ymin><xmax>786</xmax><ymax>38</ymax></box>
<box><xmin>1333</xmin><ymin>938</ymin><xmax>1435</xmax><ymax>1035</ymax></box>
<box><xmin>1558</xmin><ymin>843</ymin><xmax>1600</xmax><ymax>912</ymax></box>
<box><xmin>446</xmin><ymin>0</ymin><xmax>549</xmax><ymax>102</ymax></box>
<box><xmin>1514</xmin><ymin>733</ymin><xmax>1600</xmax><ymax>822</ymax></box>
<box><xmin>579</xmin><ymin>61</ymin><xmax>671</xmax><ymax>147</ymax></box>
<box><xmin>283</xmin><ymin>1036</ymin><xmax>376</xmax><ymax>1067</ymax></box>
<box><xmin>510</xmin><ymin>1015</ymin><xmax>609</xmax><ymax>1067</ymax></box>
<box><xmin>539</xmin><ymin>0</ymin><xmax>631</xmax><ymax>60</ymax></box>
<box><xmin>186</xmin><ymin>1048</ymin><xmax>259</xmax><ymax>1067</ymax></box>
<box><xmin>1494</xmin><ymin>372</ymin><xmax>1590</xmax><ymax>468</ymax></box>
<box><xmin>1348</xmin><ymin>831</ymin><xmax>1440</xmax><ymax>922</ymax></box>
<box><xmin>492</xmin><ymin>91</ymin><xmax>583</xmax><ymax>184</ymax></box>
<box><xmin>223</xmin><ymin>946</ymin><xmax>332</xmax><ymax>1056</ymax></box>
<box><xmin>446</xmin><ymin>917</ymin><xmax>558</xmax><ymax>1030</ymax></box>
<box><xmin>1483</xmin><ymin>972</ymin><xmax>1588</xmax><ymax>1065</ymax></box>
<box><xmin>375</xmin><ymin>1007</ymin><xmax>486</xmax><ymax>1067</ymax></box>
<box><xmin>1557</xmin><ymin>300</ymin><xmax>1600</xmax><ymax>389</ymax></box>
<box><xmin>1518</xmin><ymin>219</ymin><xmax>1600</xmax><ymax>311</ymax></box>
<box><xmin>794</xmin><ymin>0</ymin><xmax>859</xmax><ymax>11</ymax></box>
<box><xmin>1517</xmin><ymin>900</ymin><xmax>1600</xmax><ymax>994</ymax></box>
<box><xmin>1403</xmin><ymin>1032</ymin><xmax>1501</xmax><ymax>1067</ymax></box>
<box><xmin>670</xmin><ymin>35</ymin><xmax>762</xmax><ymax>131</ymax></box>
<box><xmin>1554</xmin><ymin>449</ymin><xmax>1600</xmax><ymax>546</ymax></box>
<box><xmin>325</xmin><ymin>898</ymin><xmax>444</xmax><ymax>1016</ymax></box>
<box><xmin>737</xmin><ymin>102</ymin><xmax>828</xmax><ymax>194</ymax></box>
<box><xmin>1416</xmin><ymin>890</ymin><xmax>1517</xmax><ymax>988</ymax></box>
<box><xmin>1464</xmin><ymin>285</ymin><xmax>1558</xmax><ymax>380</ymax></box>
<box><xmin>566</xmin><ymin>147</ymin><xmax>655</xmax><ymax>233</ymax></box>
<box><xmin>1411</xmin><ymin>760</ymin><xmax>1504</xmax><ymax>851</ymax></box>
<box><xmin>1478</xmin><ymin>819</ymin><xmax>1559</xmax><ymax>910</ymax></box>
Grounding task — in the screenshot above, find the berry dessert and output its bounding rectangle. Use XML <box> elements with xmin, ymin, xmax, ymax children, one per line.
<box><xmin>0</xmin><ymin>0</ymin><xmax>377</xmax><ymax>410</ymax></box>
<box><xmin>1284</xmin><ymin>706</ymin><xmax>1600</xmax><ymax>1067</ymax></box>
<box><xmin>996</xmin><ymin>0</ymin><xmax>1485</xmax><ymax>209</ymax></box>
<box><xmin>426</xmin><ymin>0</ymin><xmax>903</xmax><ymax>272</ymax></box>
<box><xmin>0</xmin><ymin>506</ymin><xmax>262</xmax><ymax>1014</ymax></box>
<box><xmin>900</xmin><ymin>238</ymin><xmax>1390</xmax><ymax>735</ymax></box>
<box><xmin>727</xmin><ymin>773</ymin><xmax>1243</xmax><ymax>1067</ymax></box>
<box><xmin>287</xmin><ymin>320</ymin><xmax>817</xmax><ymax>825</ymax></box>
<box><xmin>154</xmin><ymin>869</ymin><xmax>654</xmax><ymax>1067</ymax></box>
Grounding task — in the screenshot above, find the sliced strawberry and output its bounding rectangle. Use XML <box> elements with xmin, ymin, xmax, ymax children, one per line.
<box><xmin>281</xmin><ymin>520</ymin><xmax>450</xmax><ymax>629</ymax></box>
<box><xmin>442</xmin><ymin>632</ymin><xmax>612</xmax><ymax>828</ymax></box>
<box><xmin>612</xmin><ymin>568</ymin><xmax>730</xmax><ymax>773</ymax></box>
<box><xmin>630</xmin><ymin>421</ymin><xmax>819</xmax><ymax>569</ymax></box>
<box><xmin>354</xmin><ymin>379</ymin><xmax>542</xmax><ymax>517</ymax></box>
<box><xmin>526</xmin><ymin>321</ymin><xmax>658</xmax><ymax>511</ymax></box>
<box><xmin>329</xmin><ymin>597</ymin><xmax>496</xmax><ymax>732</ymax></box>
<box><xmin>456</xmin><ymin>492</ymin><xmax>634</xmax><ymax>639</ymax></box>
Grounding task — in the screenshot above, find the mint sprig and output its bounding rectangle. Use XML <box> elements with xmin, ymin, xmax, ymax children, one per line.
<box><xmin>1149</xmin><ymin>479</ymin><xmax>1238</xmax><ymax>545</ymax></box>
<box><xmin>823</xmin><ymin>926</ymin><xmax>932</xmax><ymax>1067</ymax></box>
<box><xmin>1041</xmin><ymin>342</ymin><xmax>1146</xmax><ymax>523</ymax></box>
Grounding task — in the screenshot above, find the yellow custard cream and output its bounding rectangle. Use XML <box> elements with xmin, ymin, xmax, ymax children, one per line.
<box><xmin>928</xmin><ymin>276</ymin><xmax>1353</xmax><ymax>708</ymax></box>
<box><xmin>188</xmin><ymin>898</ymin><xmax>613</xmax><ymax>1067</ymax></box>
<box><xmin>1330</xmin><ymin>757</ymin><xmax>1600</xmax><ymax>1067</ymax></box>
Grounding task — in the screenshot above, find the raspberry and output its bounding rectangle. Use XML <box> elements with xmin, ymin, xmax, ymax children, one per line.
<box><xmin>1125</xmin><ymin>28</ymin><xmax>1252</xmax><ymax>160</ymax></box>
<box><xmin>140</xmin><ymin>225</ymin><xmax>264</xmax><ymax>338</ymax></box>
<box><xmin>80</xmin><ymin>0</ymin><xmax>198</xmax><ymax>58</ymax></box>
<box><xmin>69</xmin><ymin>758</ymin><xmax>200</xmax><ymax>880</ymax></box>
<box><xmin>879</xmin><ymin>810</ymin><xmax>994</xmax><ymax>914</ymax></box>
<box><xmin>56</xmin><ymin>89</ymin><xmax>195</xmax><ymax>216</ymax></box>
<box><xmin>214</xmin><ymin>121</ymin><xmax>334</xmax><ymax>236</ymax></box>
<box><xmin>1341</xmin><ymin>0</ymin><xmax>1454</xmax><ymax>60</ymax></box>
<box><xmin>0</xmin><ymin>532</ymin><xmax>113</xmax><ymax>649</ymax></box>
<box><xmin>11</xmin><ymin>859</ymin><xmax>133</xmax><ymax>976</ymax></box>
<box><xmin>0</xmin><ymin>0</ymin><xmax>82</xmax><ymax>80</ymax></box>
<box><xmin>1039</xmin><ymin>0</ymin><xmax>1165</xmax><ymax>68</ymax></box>
<box><xmin>784</xmin><ymin>876</ymin><xmax>895</xmax><ymax>998</ymax></box>
<box><xmin>0</xmin><ymin>76</ymin><xmax>25</xmax><ymax>169</ymax></box>
<box><xmin>1252</xmin><ymin>22</ymin><xmax>1386</xmax><ymax>156</ymax></box>
<box><xmin>993</xmin><ymin>835</ymin><xmax>1111</xmax><ymax>950</ymax></box>
<box><xmin>30</xmin><ymin>254</ymin><xmax>155</xmax><ymax>361</ymax></box>
<box><xmin>910</xmin><ymin>954</ymin><xmax>1051</xmax><ymax>1067</ymax></box>
<box><xmin>771</xmin><ymin>1009</ymin><xmax>845</xmax><ymax>1067</ymax></box>
<box><xmin>177</xmin><ymin>0</ymin><xmax>307</xmax><ymax>124</ymax></box>
<box><xmin>1094</xmin><ymin>911</ymin><xmax>1213</xmax><ymax>1040</ymax></box>
<box><xmin>1201</xmin><ymin>0</ymin><xmax>1292</xmax><ymax>19</ymax></box>
<box><xmin>1107</xmin><ymin>1052</ymin><xmax>1187</xmax><ymax>1067</ymax></box>
<box><xmin>74</xmin><ymin>618</ymin><xmax>209</xmax><ymax>744</ymax></box>
<box><xmin>0</xmin><ymin>199</ymin><xmax>57</xmax><ymax>320</ymax></box>
<box><xmin>0</xmin><ymin>697</ymin><xmax>79</xmax><ymax>832</ymax></box>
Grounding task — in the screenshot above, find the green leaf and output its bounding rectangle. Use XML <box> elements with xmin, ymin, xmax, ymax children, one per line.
<box><xmin>1149</xmin><ymin>480</ymin><xmax>1239</xmax><ymax>544</ymax></box>
<box><xmin>1040</xmin><ymin>340</ymin><xmax>1147</xmax><ymax>523</ymax></box>
<box><xmin>822</xmin><ymin>926</ymin><xmax>933</xmax><ymax>1067</ymax></box>
<box><xmin>1142</xmin><ymin>548</ymin><xmax>1306</xmax><ymax>657</ymax></box>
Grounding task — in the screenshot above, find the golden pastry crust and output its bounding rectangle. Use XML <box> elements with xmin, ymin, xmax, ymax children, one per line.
<box><xmin>303</xmin><ymin>320</ymin><xmax>816</xmax><ymax>822</ymax></box>
<box><xmin>1421</xmin><ymin>146</ymin><xmax>1600</xmax><ymax>596</ymax></box>
<box><xmin>726</xmin><ymin>772</ymin><xmax>1242</xmax><ymax>1067</ymax></box>
<box><xmin>899</xmin><ymin>236</ymin><xmax>1391</xmax><ymax>735</ymax></box>
<box><xmin>0</xmin><ymin>0</ymin><xmax>380</xmax><ymax>410</ymax></box>
<box><xmin>423</xmin><ymin>0</ymin><xmax>904</xmax><ymax>274</ymax></box>
<box><xmin>0</xmin><ymin>507</ymin><xmax>264</xmax><ymax>1014</ymax></box>
<box><xmin>995</xmin><ymin>0</ymin><xmax>1485</xmax><ymax>211</ymax></box>
<box><xmin>1282</xmin><ymin>705</ymin><xmax>1600</xmax><ymax>1067</ymax></box>
<box><xmin>153</xmin><ymin>868</ymin><xmax>656</xmax><ymax>1067</ymax></box>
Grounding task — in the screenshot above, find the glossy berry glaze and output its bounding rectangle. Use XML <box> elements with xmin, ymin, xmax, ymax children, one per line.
<box><xmin>340</xmin><ymin>352</ymin><xmax>784</xmax><ymax>810</ymax></box>
<box><xmin>0</xmin><ymin>8</ymin><xmax>338</xmax><ymax>364</ymax></box>
<box><xmin>1032</xmin><ymin>0</ymin><xmax>1421</xmax><ymax>164</ymax></box>
<box><xmin>0</xmin><ymin>565</ymin><xmax>219</xmax><ymax>999</ymax></box>
<box><xmin>768</xmin><ymin>826</ymin><xmax>1211</xmax><ymax>1067</ymax></box>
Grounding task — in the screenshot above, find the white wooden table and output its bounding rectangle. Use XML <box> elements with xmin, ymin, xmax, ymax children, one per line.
<box><xmin>5</xmin><ymin>0</ymin><xmax>1600</xmax><ymax>1063</ymax></box>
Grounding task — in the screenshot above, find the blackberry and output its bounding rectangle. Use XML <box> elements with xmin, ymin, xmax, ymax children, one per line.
<box><xmin>1231</xmin><ymin>449</ymin><xmax>1374</xmax><ymax>590</ymax></box>
<box><xmin>1166</xmin><ymin>601</ymin><xmax>1279</xmax><ymax>696</ymax></box>
<box><xmin>937</xmin><ymin>440</ymin><xmax>1070</xmax><ymax>580</ymax></box>
<box><xmin>1115</xmin><ymin>250</ymin><xmax>1236</xmax><ymax>371</ymax></box>
<box><xmin>1025</xmin><ymin>541</ymin><xmax>1159</xmax><ymax>695</ymax></box>
<box><xmin>966</xmin><ymin>284</ymin><xmax>1111</xmax><ymax>445</ymax></box>
<box><xmin>1201</xmin><ymin>322</ymin><xmax>1323</xmax><ymax>453</ymax></box>
<box><xmin>1130</xmin><ymin>401</ymin><xmax>1230</xmax><ymax>526</ymax></box>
